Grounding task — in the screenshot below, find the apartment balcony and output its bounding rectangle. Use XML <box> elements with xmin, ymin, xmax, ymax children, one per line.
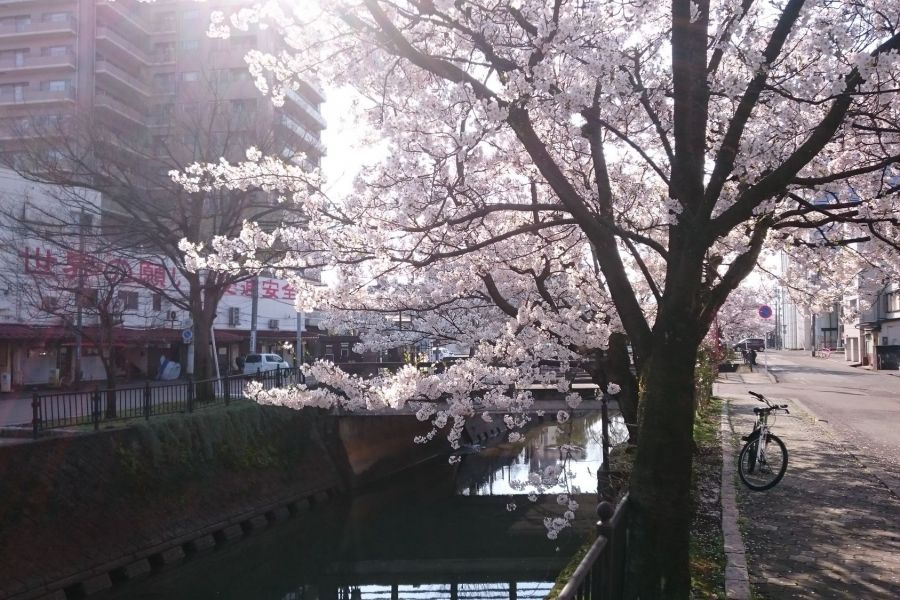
<box><xmin>0</xmin><ymin>0</ymin><xmax>70</xmax><ymax>6</ymax></box>
<box><xmin>0</xmin><ymin>88</ymin><xmax>75</xmax><ymax>106</ymax></box>
<box><xmin>96</xmin><ymin>26</ymin><xmax>149</xmax><ymax>68</ymax></box>
<box><xmin>283</xmin><ymin>88</ymin><xmax>327</xmax><ymax>129</ymax></box>
<box><xmin>96</xmin><ymin>0</ymin><xmax>150</xmax><ymax>36</ymax></box>
<box><xmin>279</xmin><ymin>115</ymin><xmax>326</xmax><ymax>156</ymax></box>
<box><xmin>0</xmin><ymin>16</ymin><xmax>76</xmax><ymax>40</ymax></box>
<box><xmin>95</xmin><ymin>59</ymin><xmax>150</xmax><ymax>97</ymax></box>
<box><xmin>0</xmin><ymin>53</ymin><xmax>75</xmax><ymax>73</ymax></box>
<box><xmin>150</xmin><ymin>51</ymin><xmax>176</xmax><ymax>65</ymax></box>
<box><xmin>94</xmin><ymin>92</ymin><xmax>147</xmax><ymax>127</ymax></box>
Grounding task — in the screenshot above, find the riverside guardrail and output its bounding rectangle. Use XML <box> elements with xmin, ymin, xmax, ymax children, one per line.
<box><xmin>30</xmin><ymin>367</ymin><xmax>304</xmax><ymax>438</ymax></box>
<box><xmin>553</xmin><ymin>494</ymin><xmax>630</xmax><ymax>600</ymax></box>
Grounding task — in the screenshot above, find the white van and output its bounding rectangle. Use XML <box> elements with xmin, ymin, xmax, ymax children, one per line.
<box><xmin>242</xmin><ymin>353</ymin><xmax>291</xmax><ymax>376</ymax></box>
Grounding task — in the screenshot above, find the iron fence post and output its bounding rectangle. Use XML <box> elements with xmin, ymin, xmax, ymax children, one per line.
<box><xmin>92</xmin><ymin>388</ymin><xmax>101</xmax><ymax>432</ymax></box>
<box><xmin>275</xmin><ymin>365</ymin><xmax>282</xmax><ymax>387</ymax></box>
<box><xmin>598</xmin><ymin>391</ymin><xmax>611</xmax><ymax>501</ymax></box>
<box><xmin>187</xmin><ymin>375</ymin><xmax>194</xmax><ymax>413</ymax></box>
<box><xmin>31</xmin><ymin>393</ymin><xmax>39</xmax><ymax>439</ymax></box>
<box><xmin>224</xmin><ymin>373</ymin><xmax>231</xmax><ymax>405</ymax></box>
<box><xmin>144</xmin><ymin>381</ymin><xmax>151</xmax><ymax>420</ymax></box>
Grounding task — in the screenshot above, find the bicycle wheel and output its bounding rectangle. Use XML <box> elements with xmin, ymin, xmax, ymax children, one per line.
<box><xmin>738</xmin><ymin>433</ymin><xmax>788</xmax><ymax>491</ymax></box>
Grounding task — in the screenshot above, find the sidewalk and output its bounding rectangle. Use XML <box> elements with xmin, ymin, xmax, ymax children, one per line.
<box><xmin>719</xmin><ymin>384</ymin><xmax>900</xmax><ymax>599</ymax></box>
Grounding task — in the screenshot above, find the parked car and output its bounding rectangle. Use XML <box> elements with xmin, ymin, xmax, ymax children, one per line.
<box><xmin>733</xmin><ymin>338</ymin><xmax>765</xmax><ymax>352</ymax></box>
<box><xmin>242</xmin><ymin>353</ymin><xmax>291</xmax><ymax>376</ymax></box>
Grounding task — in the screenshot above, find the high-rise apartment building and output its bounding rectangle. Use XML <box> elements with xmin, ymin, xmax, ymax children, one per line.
<box><xmin>0</xmin><ymin>0</ymin><xmax>325</xmax><ymax>166</ymax></box>
<box><xmin>0</xmin><ymin>0</ymin><xmax>326</xmax><ymax>388</ymax></box>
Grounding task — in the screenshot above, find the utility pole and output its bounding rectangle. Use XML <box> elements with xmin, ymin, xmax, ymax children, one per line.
<box><xmin>774</xmin><ymin>288</ymin><xmax>781</xmax><ymax>350</ymax></box>
<box><xmin>811</xmin><ymin>312</ymin><xmax>817</xmax><ymax>356</ymax></box>
<box><xmin>249</xmin><ymin>275</ymin><xmax>259</xmax><ymax>353</ymax></box>
<box><xmin>74</xmin><ymin>209</ymin><xmax>87</xmax><ymax>384</ymax></box>
<box><xmin>295</xmin><ymin>310</ymin><xmax>304</xmax><ymax>366</ymax></box>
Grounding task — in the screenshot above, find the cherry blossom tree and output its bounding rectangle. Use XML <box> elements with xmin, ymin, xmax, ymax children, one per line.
<box><xmin>180</xmin><ymin>1</ymin><xmax>900</xmax><ymax>597</ymax></box>
<box><xmin>716</xmin><ymin>283</ymin><xmax>775</xmax><ymax>345</ymax></box>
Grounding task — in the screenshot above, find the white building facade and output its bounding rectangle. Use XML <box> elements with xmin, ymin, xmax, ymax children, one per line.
<box><xmin>0</xmin><ymin>168</ymin><xmax>319</xmax><ymax>388</ymax></box>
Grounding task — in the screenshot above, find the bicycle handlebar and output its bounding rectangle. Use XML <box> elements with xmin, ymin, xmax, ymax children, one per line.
<box><xmin>748</xmin><ymin>391</ymin><xmax>789</xmax><ymax>413</ymax></box>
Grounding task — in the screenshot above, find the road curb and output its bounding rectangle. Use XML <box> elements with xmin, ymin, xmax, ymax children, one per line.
<box><xmin>720</xmin><ymin>400</ymin><xmax>751</xmax><ymax>600</ymax></box>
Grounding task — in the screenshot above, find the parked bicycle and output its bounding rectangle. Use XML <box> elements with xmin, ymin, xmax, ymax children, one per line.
<box><xmin>738</xmin><ymin>391</ymin><xmax>790</xmax><ymax>491</ymax></box>
<box><xmin>814</xmin><ymin>346</ymin><xmax>832</xmax><ymax>359</ymax></box>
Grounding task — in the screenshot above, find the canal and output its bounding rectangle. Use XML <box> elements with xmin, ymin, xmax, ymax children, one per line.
<box><xmin>96</xmin><ymin>412</ymin><xmax>627</xmax><ymax>600</ymax></box>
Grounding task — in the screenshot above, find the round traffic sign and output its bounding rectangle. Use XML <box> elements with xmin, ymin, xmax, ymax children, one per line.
<box><xmin>182</xmin><ymin>328</ymin><xmax>194</xmax><ymax>343</ymax></box>
<box><xmin>758</xmin><ymin>305</ymin><xmax>773</xmax><ymax>319</ymax></box>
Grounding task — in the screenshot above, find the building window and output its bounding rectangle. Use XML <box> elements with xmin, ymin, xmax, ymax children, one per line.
<box><xmin>153</xmin><ymin>72</ymin><xmax>176</xmax><ymax>92</ymax></box>
<box><xmin>0</xmin><ymin>15</ymin><xmax>31</xmax><ymax>31</ymax></box>
<box><xmin>230</xmin><ymin>99</ymin><xmax>255</xmax><ymax>114</ymax></box>
<box><xmin>152</xmin><ymin>294</ymin><xmax>163</xmax><ymax>311</ymax></box>
<box><xmin>230</xmin><ymin>68</ymin><xmax>250</xmax><ymax>81</ymax></box>
<box><xmin>885</xmin><ymin>291</ymin><xmax>900</xmax><ymax>313</ymax></box>
<box><xmin>2</xmin><ymin>83</ymin><xmax>25</xmax><ymax>100</ymax></box>
<box><xmin>181</xmin><ymin>9</ymin><xmax>201</xmax><ymax>24</ymax></box>
<box><xmin>231</xmin><ymin>36</ymin><xmax>255</xmax><ymax>51</ymax></box>
<box><xmin>43</xmin><ymin>79</ymin><xmax>69</xmax><ymax>92</ymax></box>
<box><xmin>151</xmin><ymin>103</ymin><xmax>174</xmax><ymax>125</ymax></box>
<box><xmin>42</xmin><ymin>12</ymin><xmax>70</xmax><ymax>23</ymax></box>
<box><xmin>118</xmin><ymin>291</ymin><xmax>139</xmax><ymax>311</ymax></box>
<box><xmin>78</xmin><ymin>289</ymin><xmax>98</xmax><ymax>308</ymax></box>
<box><xmin>181</xmin><ymin>71</ymin><xmax>199</xmax><ymax>82</ymax></box>
<box><xmin>40</xmin><ymin>296</ymin><xmax>58</xmax><ymax>311</ymax></box>
<box><xmin>42</xmin><ymin>45</ymin><xmax>71</xmax><ymax>57</ymax></box>
<box><xmin>155</xmin><ymin>12</ymin><xmax>175</xmax><ymax>31</ymax></box>
<box><xmin>180</xmin><ymin>40</ymin><xmax>200</xmax><ymax>51</ymax></box>
<box><xmin>153</xmin><ymin>42</ymin><xmax>175</xmax><ymax>62</ymax></box>
<box><xmin>340</xmin><ymin>343</ymin><xmax>349</xmax><ymax>360</ymax></box>
<box><xmin>0</xmin><ymin>48</ymin><xmax>29</xmax><ymax>66</ymax></box>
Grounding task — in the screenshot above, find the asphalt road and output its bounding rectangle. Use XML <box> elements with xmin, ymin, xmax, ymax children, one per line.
<box><xmin>745</xmin><ymin>350</ymin><xmax>900</xmax><ymax>496</ymax></box>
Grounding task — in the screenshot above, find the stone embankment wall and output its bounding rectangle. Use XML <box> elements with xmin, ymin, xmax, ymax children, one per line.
<box><xmin>0</xmin><ymin>404</ymin><xmax>354</xmax><ymax>600</ymax></box>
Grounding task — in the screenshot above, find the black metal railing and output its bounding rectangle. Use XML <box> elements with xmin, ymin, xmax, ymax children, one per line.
<box><xmin>30</xmin><ymin>367</ymin><xmax>305</xmax><ymax>438</ymax></box>
<box><xmin>552</xmin><ymin>494</ymin><xmax>629</xmax><ymax>600</ymax></box>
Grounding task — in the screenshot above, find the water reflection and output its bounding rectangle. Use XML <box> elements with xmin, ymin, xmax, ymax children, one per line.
<box><xmin>457</xmin><ymin>412</ymin><xmax>629</xmax><ymax>497</ymax></box>
<box><xmin>95</xmin><ymin>412</ymin><xmax>624</xmax><ymax>600</ymax></box>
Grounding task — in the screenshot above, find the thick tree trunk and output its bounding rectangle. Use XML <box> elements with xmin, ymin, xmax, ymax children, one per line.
<box><xmin>627</xmin><ymin>330</ymin><xmax>701</xmax><ymax>600</ymax></box>
<box><xmin>190</xmin><ymin>293</ymin><xmax>221</xmax><ymax>403</ymax></box>
<box><xmin>589</xmin><ymin>332</ymin><xmax>640</xmax><ymax>444</ymax></box>
<box><xmin>191</xmin><ymin>315</ymin><xmax>214</xmax><ymax>402</ymax></box>
<box><xmin>99</xmin><ymin>350</ymin><xmax>117</xmax><ymax>419</ymax></box>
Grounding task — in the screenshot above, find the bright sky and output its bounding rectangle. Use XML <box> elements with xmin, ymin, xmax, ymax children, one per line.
<box><xmin>319</xmin><ymin>85</ymin><xmax>384</xmax><ymax>201</ymax></box>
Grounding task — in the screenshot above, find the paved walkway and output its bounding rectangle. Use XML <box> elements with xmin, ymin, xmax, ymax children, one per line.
<box><xmin>718</xmin><ymin>382</ymin><xmax>900</xmax><ymax>599</ymax></box>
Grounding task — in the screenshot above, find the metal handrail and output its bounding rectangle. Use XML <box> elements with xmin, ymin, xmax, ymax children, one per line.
<box><xmin>29</xmin><ymin>366</ymin><xmax>304</xmax><ymax>437</ymax></box>
<box><xmin>553</xmin><ymin>493</ymin><xmax>630</xmax><ymax>600</ymax></box>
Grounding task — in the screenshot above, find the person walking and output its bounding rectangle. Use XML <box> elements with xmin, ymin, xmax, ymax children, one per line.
<box><xmin>748</xmin><ymin>348</ymin><xmax>757</xmax><ymax>371</ymax></box>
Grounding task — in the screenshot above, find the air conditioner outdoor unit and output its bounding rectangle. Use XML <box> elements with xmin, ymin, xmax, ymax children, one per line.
<box><xmin>166</xmin><ymin>310</ymin><xmax>178</xmax><ymax>321</ymax></box>
<box><xmin>268</xmin><ymin>319</ymin><xmax>279</xmax><ymax>330</ymax></box>
<box><xmin>228</xmin><ymin>307</ymin><xmax>240</xmax><ymax>326</ymax></box>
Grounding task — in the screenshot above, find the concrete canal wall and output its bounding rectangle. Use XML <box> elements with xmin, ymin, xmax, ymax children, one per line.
<box><xmin>0</xmin><ymin>403</ymin><xmax>444</xmax><ymax>600</ymax></box>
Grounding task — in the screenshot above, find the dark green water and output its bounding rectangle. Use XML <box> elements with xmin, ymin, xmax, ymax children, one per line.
<box><xmin>96</xmin><ymin>413</ymin><xmax>624</xmax><ymax>600</ymax></box>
